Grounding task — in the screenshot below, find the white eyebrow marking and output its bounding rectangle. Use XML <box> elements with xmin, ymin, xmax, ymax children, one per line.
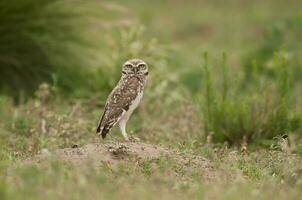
<box><xmin>124</xmin><ymin>62</ymin><xmax>133</xmax><ymax>66</ymax></box>
<box><xmin>124</xmin><ymin>59</ymin><xmax>147</xmax><ymax>66</ymax></box>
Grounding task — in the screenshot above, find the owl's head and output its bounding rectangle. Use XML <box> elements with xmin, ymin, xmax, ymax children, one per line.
<box><xmin>122</xmin><ymin>59</ymin><xmax>148</xmax><ymax>76</ymax></box>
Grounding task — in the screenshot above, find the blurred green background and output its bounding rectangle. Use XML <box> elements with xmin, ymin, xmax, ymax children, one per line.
<box><xmin>0</xmin><ymin>0</ymin><xmax>302</xmax><ymax>145</ymax></box>
<box><xmin>1</xmin><ymin>0</ymin><xmax>302</xmax><ymax>199</ymax></box>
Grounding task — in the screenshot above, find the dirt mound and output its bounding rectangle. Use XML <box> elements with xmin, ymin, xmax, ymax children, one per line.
<box><xmin>32</xmin><ymin>142</ymin><xmax>214</xmax><ymax>179</ymax></box>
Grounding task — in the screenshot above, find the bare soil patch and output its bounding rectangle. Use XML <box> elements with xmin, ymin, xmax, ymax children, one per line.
<box><xmin>31</xmin><ymin>142</ymin><xmax>215</xmax><ymax>180</ymax></box>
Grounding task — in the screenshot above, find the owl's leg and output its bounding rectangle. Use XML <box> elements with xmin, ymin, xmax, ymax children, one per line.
<box><xmin>118</xmin><ymin>117</ymin><xmax>129</xmax><ymax>141</ymax></box>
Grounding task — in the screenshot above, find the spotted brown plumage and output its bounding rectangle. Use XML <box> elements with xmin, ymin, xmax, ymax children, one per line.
<box><xmin>96</xmin><ymin>59</ymin><xmax>148</xmax><ymax>141</ymax></box>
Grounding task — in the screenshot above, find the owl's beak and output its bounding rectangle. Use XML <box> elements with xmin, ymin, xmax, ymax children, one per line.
<box><xmin>134</xmin><ymin>67</ymin><xmax>139</xmax><ymax>74</ymax></box>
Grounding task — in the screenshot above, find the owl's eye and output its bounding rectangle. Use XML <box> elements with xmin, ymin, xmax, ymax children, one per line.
<box><xmin>125</xmin><ymin>64</ymin><xmax>132</xmax><ymax>69</ymax></box>
<box><xmin>138</xmin><ymin>64</ymin><xmax>146</xmax><ymax>69</ymax></box>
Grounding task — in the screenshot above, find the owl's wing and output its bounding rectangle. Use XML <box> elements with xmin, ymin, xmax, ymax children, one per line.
<box><xmin>96</xmin><ymin>77</ymin><xmax>140</xmax><ymax>139</ymax></box>
<box><xmin>96</xmin><ymin>101</ymin><xmax>124</xmax><ymax>139</ymax></box>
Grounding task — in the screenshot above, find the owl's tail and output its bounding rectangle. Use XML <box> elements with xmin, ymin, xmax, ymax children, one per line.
<box><xmin>96</xmin><ymin>110</ymin><xmax>109</xmax><ymax>139</ymax></box>
<box><xmin>96</xmin><ymin>123</ymin><xmax>110</xmax><ymax>139</ymax></box>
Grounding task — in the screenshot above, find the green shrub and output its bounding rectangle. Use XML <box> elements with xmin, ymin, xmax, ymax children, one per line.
<box><xmin>198</xmin><ymin>52</ymin><xmax>300</xmax><ymax>145</ymax></box>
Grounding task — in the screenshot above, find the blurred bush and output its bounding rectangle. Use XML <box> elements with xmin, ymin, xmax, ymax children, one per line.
<box><xmin>0</xmin><ymin>0</ymin><xmax>117</xmax><ymax>100</ymax></box>
<box><xmin>244</xmin><ymin>13</ymin><xmax>302</xmax><ymax>83</ymax></box>
<box><xmin>0</xmin><ymin>0</ymin><xmax>178</xmax><ymax>104</ymax></box>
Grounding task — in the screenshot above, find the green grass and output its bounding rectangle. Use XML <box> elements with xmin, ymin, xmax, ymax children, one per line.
<box><xmin>1</xmin><ymin>145</ymin><xmax>302</xmax><ymax>200</ymax></box>
<box><xmin>0</xmin><ymin>0</ymin><xmax>302</xmax><ymax>199</ymax></box>
<box><xmin>0</xmin><ymin>91</ymin><xmax>301</xmax><ymax>199</ymax></box>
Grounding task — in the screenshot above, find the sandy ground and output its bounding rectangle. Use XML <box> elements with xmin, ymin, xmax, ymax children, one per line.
<box><xmin>30</xmin><ymin>142</ymin><xmax>215</xmax><ymax>180</ymax></box>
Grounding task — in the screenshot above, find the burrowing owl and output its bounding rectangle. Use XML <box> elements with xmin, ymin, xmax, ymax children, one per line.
<box><xmin>96</xmin><ymin>59</ymin><xmax>148</xmax><ymax>141</ymax></box>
